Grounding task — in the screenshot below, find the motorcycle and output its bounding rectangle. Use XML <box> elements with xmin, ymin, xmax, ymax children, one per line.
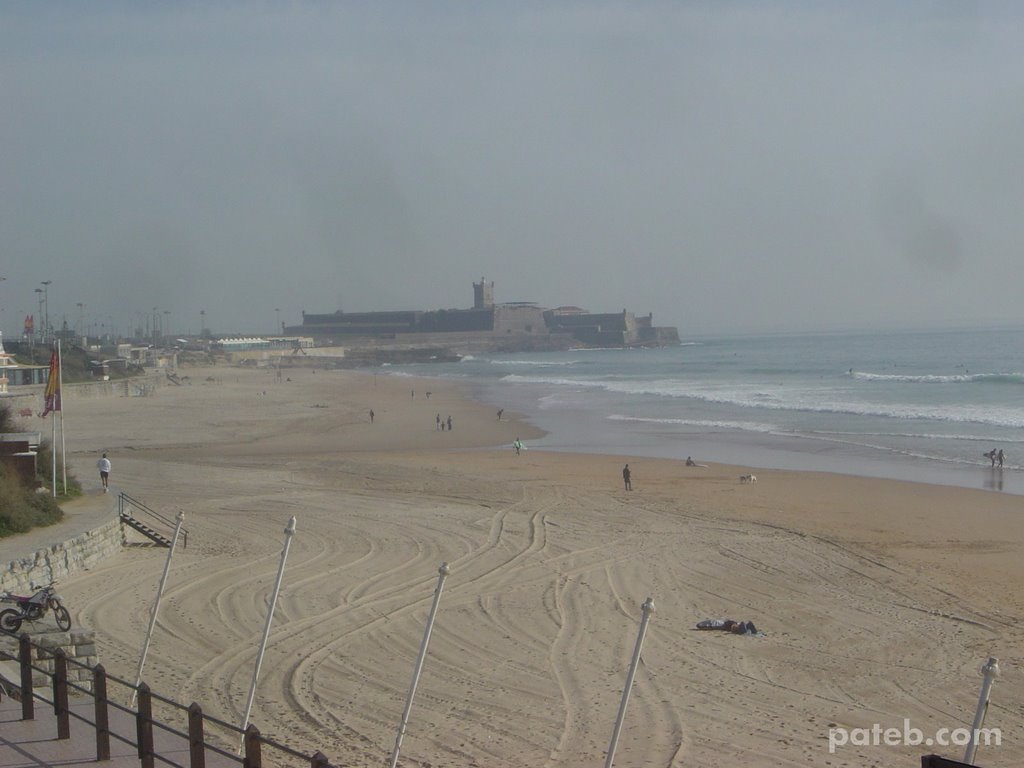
<box><xmin>0</xmin><ymin>582</ymin><xmax>72</xmax><ymax>632</ymax></box>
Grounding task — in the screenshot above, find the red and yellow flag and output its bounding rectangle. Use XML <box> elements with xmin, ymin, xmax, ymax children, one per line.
<box><xmin>41</xmin><ymin>347</ymin><xmax>61</xmax><ymax>417</ymax></box>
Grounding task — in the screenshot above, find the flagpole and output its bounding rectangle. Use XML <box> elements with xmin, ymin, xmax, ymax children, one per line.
<box><xmin>51</xmin><ymin>347</ymin><xmax>56</xmax><ymax>497</ymax></box>
<box><xmin>41</xmin><ymin>343</ymin><xmax>61</xmax><ymax>498</ymax></box>
<box><xmin>58</xmin><ymin>340</ymin><xmax>66</xmax><ymax>495</ymax></box>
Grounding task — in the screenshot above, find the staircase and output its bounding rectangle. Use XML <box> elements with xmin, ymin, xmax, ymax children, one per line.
<box><xmin>117</xmin><ymin>493</ymin><xmax>188</xmax><ymax>548</ymax></box>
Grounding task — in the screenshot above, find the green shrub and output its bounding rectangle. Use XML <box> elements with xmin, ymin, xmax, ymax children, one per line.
<box><xmin>34</xmin><ymin>440</ymin><xmax>83</xmax><ymax>499</ymax></box>
<box><xmin>0</xmin><ymin>462</ymin><xmax>63</xmax><ymax>537</ymax></box>
<box><xmin>0</xmin><ymin>402</ymin><xmax>67</xmax><ymax>536</ymax></box>
<box><xmin>0</xmin><ymin>401</ymin><xmax>17</xmax><ymax>433</ymax></box>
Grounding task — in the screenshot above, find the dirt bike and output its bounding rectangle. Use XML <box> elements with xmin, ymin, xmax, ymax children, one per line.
<box><xmin>0</xmin><ymin>582</ymin><xmax>72</xmax><ymax>632</ymax></box>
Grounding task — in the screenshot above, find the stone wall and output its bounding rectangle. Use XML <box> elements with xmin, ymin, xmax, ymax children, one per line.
<box><xmin>492</xmin><ymin>305</ymin><xmax>548</xmax><ymax>334</ymax></box>
<box><xmin>0</xmin><ymin>517</ymin><xmax>123</xmax><ymax>595</ymax></box>
<box><xmin>0</xmin><ymin>514</ymin><xmax>121</xmax><ymax>694</ymax></box>
<box><xmin>0</xmin><ymin>628</ymin><xmax>99</xmax><ymax>690</ymax></box>
<box><xmin>10</xmin><ymin>372</ymin><xmax>163</xmax><ymax>401</ymax></box>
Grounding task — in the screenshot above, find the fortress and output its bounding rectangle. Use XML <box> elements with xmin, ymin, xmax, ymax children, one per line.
<box><xmin>287</xmin><ymin>278</ymin><xmax>679</xmax><ymax>356</ymax></box>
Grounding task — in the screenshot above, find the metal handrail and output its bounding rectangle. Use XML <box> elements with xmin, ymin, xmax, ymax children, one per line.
<box><xmin>0</xmin><ymin>631</ymin><xmax>337</xmax><ymax>768</ymax></box>
<box><xmin>119</xmin><ymin>492</ymin><xmax>189</xmax><ymax>548</ymax></box>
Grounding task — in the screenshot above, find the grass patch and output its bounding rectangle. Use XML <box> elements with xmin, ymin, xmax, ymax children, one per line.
<box><xmin>0</xmin><ymin>462</ymin><xmax>64</xmax><ymax>537</ymax></box>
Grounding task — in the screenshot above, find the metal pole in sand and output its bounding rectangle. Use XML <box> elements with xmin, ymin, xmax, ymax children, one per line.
<box><xmin>239</xmin><ymin>516</ymin><xmax>297</xmax><ymax>752</ymax></box>
<box><xmin>389</xmin><ymin>562</ymin><xmax>451</xmax><ymax>768</ymax></box>
<box><xmin>963</xmin><ymin>656</ymin><xmax>1000</xmax><ymax>765</ymax></box>
<box><xmin>131</xmin><ymin>510</ymin><xmax>186</xmax><ymax>707</ymax></box>
<box><xmin>604</xmin><ymin>596</ymin><xmax>655</xmax><ymax>768</ymax></box>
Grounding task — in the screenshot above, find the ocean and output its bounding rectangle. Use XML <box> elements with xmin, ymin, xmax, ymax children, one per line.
<box><xmin>382</xmin><ymin>326</ymin><xmax>1024</xmax><ymax>495</ymax></box>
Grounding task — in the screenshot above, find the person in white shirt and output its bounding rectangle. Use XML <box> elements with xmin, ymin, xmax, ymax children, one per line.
<box><xmin>97</xmin><ymin>452</ymin><xmax>111</xmax><ymax>492</ymax></box>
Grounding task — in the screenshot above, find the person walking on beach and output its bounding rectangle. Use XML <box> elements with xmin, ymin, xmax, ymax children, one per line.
<box><xmin>998</xmin><ymin>449</ymin><xmax>1005</xmax><ymax>467</ymax></box>
<box><xmin>497</xmin><ymin>409</ymin><xmax>504</xmax><ymax>421</ymax></box>
<box><xmin>369</xmin><ymin>409</ymin><xmax>374</xmax><ymax>423</ymax></box>
<box><xmin>622</xmin><ymin>463</ymin><xmax>632</xmax><ymax>491</ymax></box>
<box><xmin>97</xmin><ymin>452</ymin><xmax>111</xmax><ymax>493</ymax></box>
<box><xmin>513</xmin><ymin>438</ymin><xmax>523</xmax><ymax>455</ymax></box>
<box><xmin>447</xmin><ymin>415</ymin><xmax>453</xmax><ymax>431</ymax></box>
<box><xmin>436</xmin><ymin>414</ymin><xmax>441</xmax><ymax>431</ymax></box>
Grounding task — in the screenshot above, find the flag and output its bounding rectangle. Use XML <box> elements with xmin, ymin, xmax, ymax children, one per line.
<box><xmin>41</xmin><ymin>347</ymin><xmax>61</xmax><ymax>417</ymax></box>
<box><xmin>24</xmin><ymin>315</ymin><xmax>34</xmax><ymax>335</ymax></box>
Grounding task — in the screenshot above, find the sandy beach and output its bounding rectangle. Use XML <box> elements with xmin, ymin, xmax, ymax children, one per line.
<box><xmin>47</xmin><ymin>365</ymin><xmax>1024</xmax><ymax>767</ymax></box>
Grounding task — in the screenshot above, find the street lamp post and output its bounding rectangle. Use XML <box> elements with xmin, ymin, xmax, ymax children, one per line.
<box><xmin>163</xmin><ymin>310</ymin><xmax>171</xmax><ymax>341</ymax></box>
<box><xmin>200</xmin><ymin>309</ymin><xmax>206</xmax><ymax>338</ymax></box>
<box><xmin>275</xmin><ymin>308</ymin><xmax>281</xmax><ymax>335</ymax></box>
<box><xmin>33</xmin><ymin>288</ymin><xmax>44</xmax><ymax>353</ymax></box>
<box><xmin>40</xmin><ymin>280</ymin><xmax>51</xmax><ymax>343</ymax></box>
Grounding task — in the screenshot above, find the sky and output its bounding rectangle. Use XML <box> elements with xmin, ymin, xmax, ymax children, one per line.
<box><xmin>3</xmin><ymin>1</ymin><xmax>1024</xmax><ymax>339</ymax></box>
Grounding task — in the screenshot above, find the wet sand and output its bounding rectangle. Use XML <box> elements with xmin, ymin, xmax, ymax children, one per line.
<box><xmin>52</xmin><ymin>365</ymin><xmax>1024</xmax><ymax>767</ymax></box>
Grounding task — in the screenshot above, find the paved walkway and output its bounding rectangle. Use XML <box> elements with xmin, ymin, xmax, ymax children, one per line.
<box><xmin>0</xmin><ymin>485</ymin><xmax>120</xmax><ymax>568</ymax></box>
<box><xmin>0</xmin><ymin>680</ymin><xmax>238</xmax><ymax>768</ymax></box>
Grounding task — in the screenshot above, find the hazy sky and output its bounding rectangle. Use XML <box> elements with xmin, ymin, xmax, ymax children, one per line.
<box><xmin>3</xmin><ymin>2</ymin><xmax>1024</xmax><ymax>338</ymax></box>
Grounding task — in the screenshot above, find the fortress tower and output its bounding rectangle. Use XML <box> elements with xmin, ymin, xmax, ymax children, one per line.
<box><xmin>473</xmin><ymin>277</ymin><xmax>495</xmax><ymax>309</ymax></box>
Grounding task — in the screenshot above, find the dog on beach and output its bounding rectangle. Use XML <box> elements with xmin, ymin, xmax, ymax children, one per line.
<box><xmin>739</xmin><ymin>474</ymin><xmax>757</xmax><ymax>484</ymax></box>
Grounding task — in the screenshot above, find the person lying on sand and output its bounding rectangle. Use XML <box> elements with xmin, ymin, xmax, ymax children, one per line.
<box><xmin>696</xmin><ymin>618</ymin><xmax>758</xmax><ymax>634</ymax></box>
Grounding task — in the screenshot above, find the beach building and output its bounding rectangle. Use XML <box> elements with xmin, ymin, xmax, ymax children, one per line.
<box><xmin>215</xmin><ymin>337</ymin><xmax>273</xmax><ymax>353</ymax></box>
<box><xmin>0</xmin><ymin>333</ymin><xmax>12</xmax><ymax>395</ymax></box>
<box><xmin>0</xmin><ymin>333</ymin><xmax>49</xmax><ymax>389</ymax></box>
<box><xmin>118</xmin><ymin>344</ymin><xmax>178</xmax><ymax>369</ymax></box>
<box><xmin>0</xmin><ymin>431</ymin><xmax>40</xmax><ymax>487</ymax></box>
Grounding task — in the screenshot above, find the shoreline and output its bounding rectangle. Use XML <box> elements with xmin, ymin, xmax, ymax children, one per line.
<box><xmin>449</xmin><ymin>372</ymin><xmax>1024</xmax><ymax>497</ymax></box>
<box><xmin>49</xmin><ymin>364</ymin><xmax>1024</xmax><ymax>767</ymax></box>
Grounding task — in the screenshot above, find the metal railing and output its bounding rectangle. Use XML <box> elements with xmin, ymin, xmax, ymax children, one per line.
<box><xmin>119</xmin><ymin>493</ymin><xmax>189</xmax><ymax>549</ymax></box>
<box><xmin>1</xmin><ymin>632</ymin><xmax>336</xmax><ymax>768</ymax></box>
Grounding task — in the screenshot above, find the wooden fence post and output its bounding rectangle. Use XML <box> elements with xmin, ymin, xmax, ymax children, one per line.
<box><xmin>188</xmin><ymin>702</ymin><xmax>206</xmax><ymax>768</ymax></box>
<box><xmin>243</xmin><ymin>724</ymin><xmax>262</xmax><ymax>768</ymax></box>
<box><xmin>136</xmin><ymin>682</ymin><xmax>155</xmax><ymax>768</ymax></box>
<box><xmin>53</xmin><ymin>649</ymin><xmax>70</xmax><ymax>739</ymax></box>
<box><xmin>19</xmin><ymin>634</ymin><xmax>33</xmax><ymax>720</ymax></box>
<box><xmin>94</xmin><ymin>664</ymin><xmax>111</xmax><ymax>760</ymax></box>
